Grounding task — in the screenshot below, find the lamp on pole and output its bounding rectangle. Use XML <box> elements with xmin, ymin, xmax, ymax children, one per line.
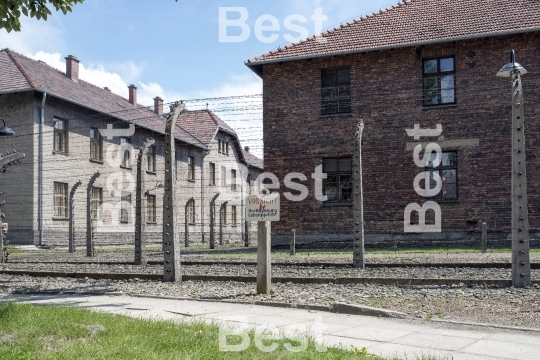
<box><xmin>0</xmin><ymin>119</ymin><xmax>15</xmax><ymax>137</ymax></box>
<box><xmin>496</xmin><ymin>50</ymin><xmax>531</xmax><ymax>288</ymax></box>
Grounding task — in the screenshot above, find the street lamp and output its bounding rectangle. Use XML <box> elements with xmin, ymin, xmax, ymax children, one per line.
<box><xmin>0</xmin><ymin>119</ymin><xmax>15</xmax><ymax>136</ymax></box>
<box><xmin>144</xmin><ymin>182</ymin><xmax>164</xmax><ymax>197</ymax></box>
<box><xmin>496</xmin><ymin>50</ymin><xmax>531</xmax><ymax>288</ymax></box>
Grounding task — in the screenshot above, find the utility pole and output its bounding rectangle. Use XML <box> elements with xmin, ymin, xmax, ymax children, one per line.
<box><xmin>163</xmin><ymin>103</ymin><xmax>184</xmax><ymax>282</ymax></box>
<box><xmin>135</xmin><ymin>138</ymin><xmax>155</xmax><ymax>265</ymax></box>
<box><xmin>497</xmin><ymin>50</ymin><xmax>531</xmax><ymax>287</ymax></box>
<box><xmin>353</xmin><ymin>121</ymin><xmax>365</xmax><ymax>269</ymax></box>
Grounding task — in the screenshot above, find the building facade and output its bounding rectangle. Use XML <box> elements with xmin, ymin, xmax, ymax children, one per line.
<box><xmin>0</xmin><ymin>49</ymin><xmax>263</xmax><ymax>247</ymax></box>
<box><xmin>246</xmin><ymin>0</ymin><xmax>540</xmax><ymax>247</ymax></box>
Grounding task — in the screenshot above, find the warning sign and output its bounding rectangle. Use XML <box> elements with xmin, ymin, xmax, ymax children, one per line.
<box><xmin>245</xmin><ymin>194</ymin><xmax>280</xmax><ymax>222</ymax></box>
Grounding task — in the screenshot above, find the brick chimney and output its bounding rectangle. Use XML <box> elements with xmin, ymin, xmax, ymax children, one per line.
<box><xmin>154</xmin><ymin>97</ymin><xmax>163</xmax><ymax>115</ymax></box>
<box><xmin>128</xmin><ymin>84</ymin><xmax>137</xmax><ymax>105</ymax></box>
<box><xmin>244</xmin><ymin>146</ymin><xmax>250</xmax><ymax>153</ymax></box>
<box><xmin>65</xmin><ymin>55</ymin><xmax>80</xmax><ymax>82</ymax></box>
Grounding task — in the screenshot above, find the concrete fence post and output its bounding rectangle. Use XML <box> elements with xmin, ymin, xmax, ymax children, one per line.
<box><xmin>244</xmin><ymin>221</ymin><xmax>250</xmax><ymax>247</ymax></box>
<box><xmin>209</xmin><ymin>193</ymin><xmax>219</xmax><ymax>249</ymax></box>
<box><xmin>135</xmin><ymin>138</ymin><xmax>155</xmax><ymax>265</ymax></box>
<box><xmin>257</xmin><ymin>221</ymin><xmax>271</xmax><ymax>295</ymax></box>
<box><xmin>86</xmin><ymin>172</ymin><xmax>100</xmax><ymax>257</ymax></box>
<box><xmin>68</xmin><ymin>181</ymin><xmax>82</xmax><ymax>253</ymax></box>
<box><xmin>290</xmin><ymin>229</ymin><xmax>296</xmax><ymax>256</ymax></box>
<box><xmin>481</xmin><ymin>222</ymin><xmax>487</xmax><ymax>253</ymax></box>
<box><xmin>163</xmin><ymin>103</ymin><xmax>183</xmax><ymax>282</ymax></box>
<box><xmin>219</xmin><ymin>201</ymin><xmax>228</xmax><ymax>246</ymax></box>
<box><xmin>353</xmin><ymin>121</ymin><xmax>365</xmax><ymax>269</ymax></box>
<box><xmin>185</xmin><ymin>198</ymin><xmax>194</xmax><ymax>247</ymax></box>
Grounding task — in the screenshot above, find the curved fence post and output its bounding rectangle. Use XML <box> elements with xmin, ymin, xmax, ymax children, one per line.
<box><xmin>86</xmin><ymin>172</ymin><xmax>100</xmax><ymax>257</ymax></box>
<box><xmin>219</xmin><ymin>201</ymin><xmax>228</xmax><ymax>246</ymax></box>
<box><xmin>353</xmin><ymin>121</ymin><xmax>365</xmax><ymax>269</ymax></box>
<box><xmin>185</xmin><ymin>197</ymin><xmax>194</xmax><ymax>247</ymax></box>
<box><xmin>68</xmin><ymin>180</ymin><xmax>82</xmax><ymax>253</ymax></box>
<box><xmin>209</xmin><ymin>193</ymin><xmax>220</xmax><ymax>249</ymax></box>
<box><xmin>135</xmin><ymin>138</ymin><xmax>155</xmax><ymax>265</ymax></box>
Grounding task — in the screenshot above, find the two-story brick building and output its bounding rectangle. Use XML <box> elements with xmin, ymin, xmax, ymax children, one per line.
<box><xmin>0</xmin><ymin>49</ymin><xmax>263</xmax><ymax>246</ymax></box>
<box><xmin>246</xmin><ymin>0</ymin><xmax>540</xmax><ymax>247</ymax></box>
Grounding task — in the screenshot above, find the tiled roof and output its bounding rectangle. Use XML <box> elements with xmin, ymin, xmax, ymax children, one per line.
<box><xmin>176</xmin><ymin>109</ymin><xmax>263</xmax><ymax>169</ymax></box>
<box><xmin>175</xmin><ymin>109</ymin><xmax>235</xmax><ymax>146</ymax></box>
<box><xmin>242</xmin><ymin>149</ymin><xmax>263</xmax><ymax>170</ymax></box>
<box><xmin>0</xmin><ymin>48</ymin><xmax>206</xmax><ymax>149</ymax></box>
<box><xmin>247</xmin><ymin>0</ymin><xmax>540</xmax><ymax>69</ymax></box>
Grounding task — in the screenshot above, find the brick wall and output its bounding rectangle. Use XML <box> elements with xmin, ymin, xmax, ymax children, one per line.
<box><xmin>261</xmin><ymin>32</ymin><xmax>540</xmax><ymax>247</ymax></box>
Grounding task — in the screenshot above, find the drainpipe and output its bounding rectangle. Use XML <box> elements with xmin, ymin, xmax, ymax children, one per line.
<box><xmin>200</xmin><ymin>149</ymin><xmax>210</xmax><ymax>243</ymax></box>
<box><xmin>39</xmin><ymin>93</ymin><xmax>46</xmax><ymax>246</ymax></box>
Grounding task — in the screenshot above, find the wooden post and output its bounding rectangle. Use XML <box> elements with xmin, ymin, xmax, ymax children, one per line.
<box><xmin>135</xmin><ymin>138</ymin><xmax>155</xmax><ymax>265</ymax></box>
<box><xmin>509</xmin><ymin>62</ymin><xmax>531</xmax><ymax>287</ymax></box>
<box><xmin>290</xmin><ymin>229</ymin><xmax>296</xmax><ymax>256</ymax></box>
<box><xmin>481</xmin><ymin>222</ymin><xmax>487</xmax><ymax>253</ymax></box>
<box><xmin>257</xmin><ymin>221</ymin><xmax>271</xmax><ymax>295</ymax></box>
<box><xmin>353</xmin><ymin>121</ymin><xmax>365</xmax><ymax>269</ymax></box>
<box><xmin>163</xmin><ymin>103</ymin><xmax>183</xmax><ymax>282</ymax></box>
<box><xmin>86</xmin><ymin>172</ymin><xmax>100</xmax><ymax>257</ymax></box>
<box><xmin>68</xmin><ymin>181</ymin><xmax>82</xmax><ymax>253</ymax></box>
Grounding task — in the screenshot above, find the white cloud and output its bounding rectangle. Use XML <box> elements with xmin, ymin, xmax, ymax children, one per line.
<box><xmin>0</xmin><ymin>17</ymin><xmax>65</xmax><ymax>55</ymax></box>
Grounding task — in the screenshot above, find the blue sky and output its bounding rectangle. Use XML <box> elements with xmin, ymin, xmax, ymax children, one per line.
<box><xmin>0</xmin><ymin>0</ymin><xmax>400</xmax><ymax>156</ymax></box>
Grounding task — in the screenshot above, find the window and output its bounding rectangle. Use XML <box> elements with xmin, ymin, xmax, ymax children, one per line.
<box><xmin>90</xmin><ymin>128</ymin><xmax>102</xmax><ymax>161</ymax></box>
<box><xmin>426</xmin><ymin>152</ymin><xmax>458</xmax><ymax>200</ymax></box>
<box><xmin>91</xmin><ymin>187</ymin><xmax>102</xmax><ymax>220</ymax></box>
<box><xmin>188</xmin><ymin>156</ymin><xmax>195</xmax><ymax>181</ymax></box>
<box><xmin>231</xmin><ymin>169</ymin><xmax>237</xmax><ymax>191</ymax></box>
<box><xmin>147</xmin><ymin>145</ymin><xmax>156</xmax><ymax>172</ymax></box>
<box><xmin>121</xmin><ymin>138</ymin><xmax>131</xmax><ymax>167</ymax></box>
<box><xmin>322</xmin><ymin>67</ymin><xmax>351</xmax><ymax>114</ymax></box>
<box><xmin>209</xmin><ymin>162</ymin><xmax>216</xmax><ymax>186</ymax></box>
<box><xmin>187</xmin><ymin>201</ymin><xmax>195</xmax><ymax>225</ymax></box>
<box><xmin>53</xmin><ymin>119</ymin><xmax>67</xmax><ymax>153</ymax></box>
<box><xmin>231</xmin><ymin>205</ymin><xmax>237</xmax><ymax>226</ymax></box>
<box><xmin>147</xmin><ymin>195</ymin><xmax>156</xmax><ymax>223</ymax></box>
<box><xmin>221</xmin><ymin>205</ymin><xmax>227</xmax><ymax>225</ymax></box>
<box><xmin>53</xmin><ymin>182</ymin><xmax>68</xmax><ymax>218</ymax></box>
<box><xmin>247</xmin><ymin>174</ymin><xmax>251</xmax><ymax>194</ymax></box>
<box><xmin>120</xmin><ymin>191</ymin><xmax>131</xmax><ymax>223</ymax></box>
<box><xmin>322</xmin><ymin>158</ymin><xmax>352</xmax><ymax>203</ymax></box>
<box><xmin>423</xmin><ymin>57</ymin><xmax>455</xmax><ymax>106</ymax></box>
<box><xmin>218</xmin><ymin>139</ymin><xmax>222</xmax><ymax>153</ymax></box>
<box><xmin>221</xmin><ymin>166</ymin><xmax>226</xmax><ymax>188</ymax></box>
<box><xmin>226</xmin><ymin>142</ymin><xmax>229</xmax><ymax>155</ymax></box>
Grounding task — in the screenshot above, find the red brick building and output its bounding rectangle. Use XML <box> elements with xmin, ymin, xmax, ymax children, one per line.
<box><xmin>246</xmin><ymin>0</ymin><xmax>540</xmax><ymax>247</ymax></box>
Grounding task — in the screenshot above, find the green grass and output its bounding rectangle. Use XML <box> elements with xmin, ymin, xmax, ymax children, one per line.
<box><xmin>0</xmin><ymin>302</ymin><xmax>448</xmax><ymax>360</ymax></box>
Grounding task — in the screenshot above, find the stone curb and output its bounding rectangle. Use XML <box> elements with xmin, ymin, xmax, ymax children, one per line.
<box><xmin>5</xmin><ymin>291</ymin><xmax>540</xmax><ymax>333</ymax></box>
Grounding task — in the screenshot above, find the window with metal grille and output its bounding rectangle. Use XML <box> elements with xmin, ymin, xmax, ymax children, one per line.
<box><xmin>121</xmin><ymin>138</ymin><xmax>131</xmax><ymax>168</ymax></box>
<box><xmin>426</xmin><ymin>151</ymin><xmax>458</xmax><ymax>200</ymax></box>
<box><xmin>231</xmin><ymin>169</ymin><xmax>237</xmax><ymax>191</ymax></box>
<box><xmin>209</xmin><ymin>162</ymin><xmax>216</xmax><ymax>186</ymax></box>
<box><xmin>147</xmin><ymin>145</ymin><xmax>156</xmax><ymax>172</ymax></box>
<box><xmin>187</xmin><ymin>201</ymin><xmax>195</xmax><ymax>225</ymax></box>
<box><xmin>54</xmin><ymin>119</ymin><xmax>67</xmax><ymax>153</ymax></box>
<box><xmin>90</xmin><ymin>128</ymin><xmax>102</xmax><ymax>161</ymax></box>
<box><xmin>120</xmin><ymin>191</ymin><xmax>131</xmax><ymax>223</ymax></box>
<box><xmin>91</xmin><ymin>187</ymin><xmax>102</xmax><ymax>220</ymax></box>
<box><xmin>188</xmin><ymin>156</ymin><xmax>195</xmax><ymax>181</ymax></box>
<box><xmin>322</xmin><ymin>67</ymin><xmax>351</xmax><ymax>115</ymax></box>
<box><xmin>147</xmin><ymin>195</ymin><xmax>156</xmax><ymax>223</ymax></box>
<box><xmin>53</xmin><ymin>182</ymin><xmax>68</xmax><ymax>218</ymax></box>
<box><xmin>423</xmin><ymin>57</ymin><xmax>455</xmax><ymax>106</ymax></box>
<box><xmin>322</xmin><ymin>158</ymin><xmax>352</xmax><ymax>203</ymax></box>
<box><xmin>231</xmin><ymin>205</ymin><xmax>237</xmax><ymax>226</ymax></box>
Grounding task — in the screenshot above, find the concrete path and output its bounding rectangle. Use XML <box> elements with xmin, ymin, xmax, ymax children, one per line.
<box><xmin>1</xmin><ymin>293</ymin><xmax>539</xmax><ymax>360</ymax></box>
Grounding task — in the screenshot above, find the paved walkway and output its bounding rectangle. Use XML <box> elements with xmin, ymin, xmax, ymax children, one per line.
<box><xmin>1</xmin><ymin>293</ymin><xmax>539</xmax><ymax>360</ymax></box>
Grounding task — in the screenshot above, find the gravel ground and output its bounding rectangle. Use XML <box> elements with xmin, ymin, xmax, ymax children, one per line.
<box><xmin>3</xmin><ymin>248</ymin><xmax>540</xmax><ymax>329</ymax></box>
<box><xmin>1</xmin><ymin>274</ymin><xmax>539</xmax><ymax>328</ymax></box>
<box><xmin>1</xmin><ymin>262</ymin><xmax>538</xmax><ymax>280</ymax></box>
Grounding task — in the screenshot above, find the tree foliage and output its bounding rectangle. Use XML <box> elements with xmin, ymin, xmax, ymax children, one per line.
<box><xmin>0</xmin><ymin>0</ymin><xmax>84</xmax><ymax>32</ymax></box>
